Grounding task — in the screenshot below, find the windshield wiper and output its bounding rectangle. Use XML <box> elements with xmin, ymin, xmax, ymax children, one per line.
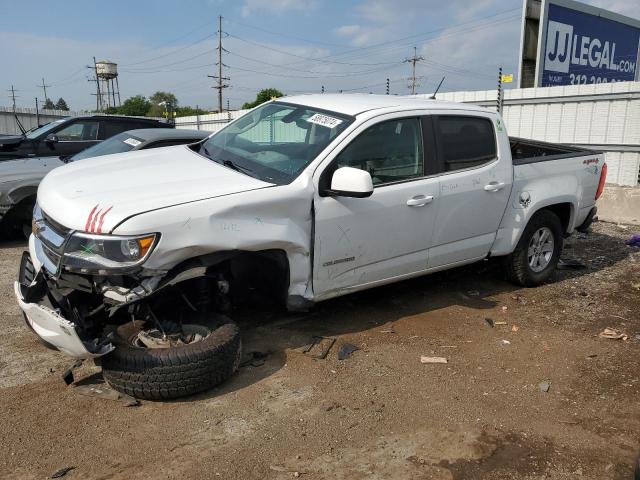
<box><xmin>221</xmin><ymin>159</ymin><xmax>256</xmax><ymax>177</ymax></box>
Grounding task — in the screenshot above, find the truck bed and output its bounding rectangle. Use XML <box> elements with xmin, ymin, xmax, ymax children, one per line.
<box><xmin>510</xmin><ymin>137</ymin><xmax>600</xmax><ymax>165</ymax></box>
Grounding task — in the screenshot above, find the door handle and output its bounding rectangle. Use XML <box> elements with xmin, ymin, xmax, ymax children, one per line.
<box><xmin>406</xmin><ymin>195</ymin><xmax>434</xmax><ymax>207</ymax></box>
<box><xmin>484</xmin><ymin>182</ymin><xmax>505</xmax><ymax>192</ymax></box>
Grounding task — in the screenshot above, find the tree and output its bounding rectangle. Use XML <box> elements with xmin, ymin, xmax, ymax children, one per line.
<box><xmin>175</xmin><ymin>106</ymin><xmax>208</xmax><ymax>117</ymax></box>
<box><xmin>55</xmin><ymin>98</ymin><xmax>69</xmax><ymax>111</ymax></box>
<box><xmin>147</xmin><ymin>91</ymin><xmax>178</xmax><ymax>117</ymax></box>
<box><xmin>118</xmin><ymin>95</ymin><xmax>152</xmax><ymax>117</ymax></box>
<box><xmin>242</xmin><ymin>88</ymin><xmax>283</xmax><ymax>109</ymax></box>
<box><xmin>43</xmin><ymin>98</ymin><xmax>56</xmax><ymax>110</ymax></box>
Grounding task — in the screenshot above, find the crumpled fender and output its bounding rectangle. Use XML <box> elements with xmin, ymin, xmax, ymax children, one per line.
<box><xmin>112</xmin><ymin>176</ymin><xmax>316</xmax><ymax>301</ymax></box>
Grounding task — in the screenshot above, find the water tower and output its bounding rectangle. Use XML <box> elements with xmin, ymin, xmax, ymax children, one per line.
<box><xmin>95</xmin><ymin>60</ymin><xmax>121</xmax><ymax>110</ymax></box>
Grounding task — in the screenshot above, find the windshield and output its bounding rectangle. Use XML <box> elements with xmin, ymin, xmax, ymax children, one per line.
<box><xmin>69</xmin><ymin>132</ymin><xmax>143</xmax><ymax>161</ymax></box>
<box><xmin>25</xmin><ymin>119</ymin><xmax>67</xmax><ymax>139</ymax></box>
<box><xmin>199</xmin><ymin>101</ymin><xmax>353</xmax><ymax>184</ymax></box>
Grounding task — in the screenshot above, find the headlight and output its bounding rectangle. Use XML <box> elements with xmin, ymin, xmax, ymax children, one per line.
<box><xmin>62</xmin><ymin>232</ymin><xmax>158</xmax><ymax>273</ymax></box>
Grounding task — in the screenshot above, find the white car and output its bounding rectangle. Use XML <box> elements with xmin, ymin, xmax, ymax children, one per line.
<box><xmin>15</xmin><ymin>94</ymin><xmax>606</xmax><ymax>400</ymax></box>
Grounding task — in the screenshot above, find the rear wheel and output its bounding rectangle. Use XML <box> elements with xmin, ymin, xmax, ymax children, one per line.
<box><xmin>102</xmin><ymin>315</ymin><xmax>241</xmax><ymax>400</ymax></box>
<box><xmin>504</xmin><ymin>210</ymin><xmax>563</xmax><ymax>287</ymax></box>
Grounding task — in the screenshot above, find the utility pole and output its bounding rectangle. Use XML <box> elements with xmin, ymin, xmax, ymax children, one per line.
<box><xmin>8</xmin><ymin>85</ymin><xmax>18</xmax><ymax>111</ymax></box>
<box><xmin>35</xmin><ymin>98</ymin><xmax>40</xmax><ymax>126</ymax></box>
<box><xmin>88</xmin><ymin>57</ymin><xmax>103</xmax><ymax>111</ymax></box>
<box><xmin>38</xmin><ymin>78</ymin><xmax>51</xmax><ymax>103</ymax></box>
<box><xmin>403</xmin><ymin>47</ymin><xmax>424</xmax><ymax>95</ymax></box>
<box><xmin>208</xmin><ymin>15</ymin><xmax>229</xmax><ymax>113</ymax></box>
<box><xmin>497</xmin><ymin>66</ymin><xmax>502</xmax><ymax>113</ymax></box>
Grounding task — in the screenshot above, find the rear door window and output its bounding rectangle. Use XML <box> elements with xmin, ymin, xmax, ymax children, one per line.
<box><xmin>56</xmin><ymin>121</ymin><xmax>99</xmax><ymax>141</ymax></box>
<box><xmin>434</xmin><ymin>115</ymin><xmax>496</xmax><ymax>171</ymax></box>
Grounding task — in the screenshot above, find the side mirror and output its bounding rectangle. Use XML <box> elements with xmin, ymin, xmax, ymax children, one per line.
<box><xmin>45</xmin><ymin>134</ymin><xmax>59</xmax><ymax>144</ymax></box>
<box><xmin>327</xmin><ymin>167</ymin><xmax>374</xmax><ymax>198</ymax></box>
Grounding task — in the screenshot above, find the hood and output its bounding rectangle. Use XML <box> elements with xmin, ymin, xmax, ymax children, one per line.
<box><xmin>0</xmin><ymin>157</ymin><xmax>64</xmax><ymax>183</ymax></box>
<box><xmin>0</xmin><ymin>135</ymin><xmax>25</xmax><ymax>151</ymax></box>
<box><xmin>38</xmin><ymin>145</ymin><xmax>273</xmax><ymax>233</ymax></box>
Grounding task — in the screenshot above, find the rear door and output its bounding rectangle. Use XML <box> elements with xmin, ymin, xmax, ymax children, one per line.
<box><xmin>313</xmin><ymin>114</ymin><xmax>440</xmax><ymax>299</ymax></box>
<box><xmin>427</xmin><ymin>112</ymin><xmax>512</xmax><ymax>268</ymax></box>
<box><xmin>40</xmin><ymin>119</ymin><xmax>100</xmax><ymax>157</ymax></box>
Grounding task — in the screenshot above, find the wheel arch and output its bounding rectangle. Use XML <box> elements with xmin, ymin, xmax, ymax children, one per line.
<box><xmin>490</xmin><ymin>198</ymin><xmax>576</xmax><ymax>257</ymax></box>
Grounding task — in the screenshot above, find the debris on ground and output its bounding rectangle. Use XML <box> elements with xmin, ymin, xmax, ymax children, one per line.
<box><xmin>501</xmin><ymin>306</ymin><xmax>508</xmax><ymax>312</ymax></box>
<box><xmin>625</xmin><ymin>234</ymin><xmax>640</xmax><ymax>247</ymax></box>
<box><xmin>467</xmin><ymin>290</ymin><xmax>480</xmax><ymax>296</ymax></box>
<box><xmin>539</xmin><ymin>382</ymin><xmax>551</xmax><ymax>393</ymax></box>
<box><xmin>511</xmin><ymin>325</ymin><xmax>519</xmax><ymax>332</ymax></box>
<box><xmin>51</xmin><ymin>466</ymin><xmax>75</xmax><ymax>478</ymax></box>
<box><xmin>485</xmin><ymin>318</ymin><xmax>494</xmax><ymax>327</ymax></box>
<box><xmin>61</xmin><ymin>360</ymin><xmax>84</xmax><ymax>386</ymax></box>
<box><xmin>303</xmin><ymin>336</ymin><xmax>336</xmax><ymax>359</ymax></box>
<box><xmin>598</xmin><ymin>327</ymin><xmax>628</xmax><ymax>341</ymax></box>
<box><xmin>337</xmin><ymin>343</ymin><xmax>359</xmax><ymax>360</ymax></box>
<box><xmin>74</xmin><ymin>384</ymin><xmax>139</xmax><ymax>407</ymax></box>
<box><xmin>501</xmin><ymin>339</ymin><xmax>511</xmax><ymax>345</ymax></box>
<box><xmin>558</xmin><ymin>258</ymin><xmax>587</xmax><ymax>270</ymax></box>
<box><xmin>420</xmin><ymin>356</ymin><xmax>448</xmax><ymax>364</ymax></box>
<box><xmin>240</xmin><ymin>351</ymin><xmax>269</xmax><ymax>368</ymax></box>
<box><xmin>495</xmin><ymin>321</ymin><xmax>507</xmax><ymax>326</ymax></box>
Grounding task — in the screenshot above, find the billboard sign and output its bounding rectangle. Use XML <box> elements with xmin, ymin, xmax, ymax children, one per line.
<box><xmin>518</xmin><ymin>0</ymin><xmax>640</xmax><ymax>88</ymax></box>
<box><xmin>541</xmin><ymin>2</ymin><xmax>640</xmax><ymax>86</ymax></box>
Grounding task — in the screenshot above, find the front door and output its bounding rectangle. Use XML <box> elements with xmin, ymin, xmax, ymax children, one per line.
<box><xmin>39</xmin><ymin>119</ymin><xmax>101</xmax><ymax>157</ymax></box>
<box><xmin>313</xmin><ymin>116</ymin><xmax>440</xmax><ymax>300</ymax></box>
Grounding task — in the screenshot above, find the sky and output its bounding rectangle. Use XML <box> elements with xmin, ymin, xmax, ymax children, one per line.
<box><xmin>1</xmin><ymin>0</ymin><xmax>638</xmax><ymax>111</ymax></box>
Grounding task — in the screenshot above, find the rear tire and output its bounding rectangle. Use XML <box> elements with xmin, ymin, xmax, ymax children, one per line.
<box><xmin>504</xmin><ymin>209</ymin><xmax>563</xmax><ymax>287</ymax></box>
<box><xmin>102</xmin><ymin>316</ymin><xmax>242</xmax><ymax>400</ymax></box>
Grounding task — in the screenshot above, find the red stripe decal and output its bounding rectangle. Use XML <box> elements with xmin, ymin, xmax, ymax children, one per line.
<box><xmin>96</xmin><ymin>206</ymin><xmax>113</xmax><ymax>234</ymax></box>
<box><xmin>90</xmin><ymin>207</ymin><xmax>102</xmax><ymax>233</ymax></box>
<box><xmin>85</xmin><ymin>205</ymin><xmax>99</xmax><ymax>232</ymax></box>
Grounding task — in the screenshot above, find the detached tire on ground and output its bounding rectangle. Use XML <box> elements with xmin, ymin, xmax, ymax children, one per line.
<box><xmin>504</xmin><ymin>209</ymin><xmax>563</xmax><ymax>287</ymax></box>
<box><xmin>102</xmin><ymin>316</ymin><xmax>241</xmax><ymax>400</ymax></box>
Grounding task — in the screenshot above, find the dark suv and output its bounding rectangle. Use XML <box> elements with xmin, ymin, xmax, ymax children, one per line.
<box><xmin>0</xmin><ymin>115</ymin><xmax>172</xmax><ymax>160</ymax></box>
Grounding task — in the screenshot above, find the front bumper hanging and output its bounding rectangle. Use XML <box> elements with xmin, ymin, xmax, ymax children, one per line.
<box><xmin>14</xmin><ymin>252</ymin><xmax>114</xmax><ymax>359</ymax></box>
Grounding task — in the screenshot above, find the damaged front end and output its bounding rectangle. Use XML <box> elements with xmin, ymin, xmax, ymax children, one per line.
<box><xmin>16</xmin><ymin>204</ymin><xmax>230</xmax><ymax>359</ymax></box>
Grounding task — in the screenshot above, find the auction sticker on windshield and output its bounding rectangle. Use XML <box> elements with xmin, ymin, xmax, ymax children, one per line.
<box><xmin>123</xmin><ymin>138</ymin><xmax>142</xmax><ymax>147</ymax></box>
<box><xmin>307</xmin><ymin>113</ymin><xmax>343</xmax><ymax>129</ymax></box>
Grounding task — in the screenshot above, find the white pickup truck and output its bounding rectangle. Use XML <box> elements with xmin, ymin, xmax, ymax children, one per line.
<box><xmin>15</xmin><ymin>94</ymin><xmax>606</xmax><ymax>400</ymax></box>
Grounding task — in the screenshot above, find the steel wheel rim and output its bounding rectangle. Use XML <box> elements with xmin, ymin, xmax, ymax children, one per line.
<box><xmin>130</xmin><ymin>323</ymin><xmax>211</xmax><ymax>349</ymax></box>
<box><xmin>527</xmin><ymin>227</ymin><xmax>554</xmax><ymax>273</ymax></box>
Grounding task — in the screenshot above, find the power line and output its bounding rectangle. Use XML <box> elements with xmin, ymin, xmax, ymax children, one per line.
<box><xmin>120</xmin><ymin>32</ymin><xmax>215</xmax><ymax>67</ymax></box>
<box><xmin>226</xmin><ymin>33</ymin><xmax>401</xmax><ymax>67</ymax></box>
<box><xmin>120</xmin><ymin>48</ymin><xmax>216</xmax><ymax>73</ymax></box>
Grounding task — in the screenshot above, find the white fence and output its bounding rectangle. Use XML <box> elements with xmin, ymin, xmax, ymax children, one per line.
<box><xmin>419</xmin><ymin>82</ymin><xmax>640</xmax><ymax>187</ymax></box>
<box><xmin>0</xmin><ymin>106</ymin><xmax>92</xmax><ymax>135</ymax></box>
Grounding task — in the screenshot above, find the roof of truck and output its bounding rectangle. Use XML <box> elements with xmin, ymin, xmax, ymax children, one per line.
<box><xmin>124</xmin><ymin>128</ymin><xmax>209</xmax><ymax>142</ymax></box>
<box><xmin>279</xmin><ymin>93</ymin><xmax>492</xmax><ymax>116</ymax></box>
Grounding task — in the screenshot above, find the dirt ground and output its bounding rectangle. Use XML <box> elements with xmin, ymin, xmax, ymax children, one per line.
<box><xmin>1</xmin><ymin>221</ymin><xmax>639</xmax><ymax>480</ymax></box>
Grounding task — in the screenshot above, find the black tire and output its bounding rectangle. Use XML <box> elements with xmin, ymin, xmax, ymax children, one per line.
<box><xmin>102</xmin><ymin>316</ymin><xmax>242</xmax><ymax>400</ymax></box>
<box><xmin>504</xmin><ymin>209</ymin><xmax>563</xmax><ymax>287</ymax></box>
